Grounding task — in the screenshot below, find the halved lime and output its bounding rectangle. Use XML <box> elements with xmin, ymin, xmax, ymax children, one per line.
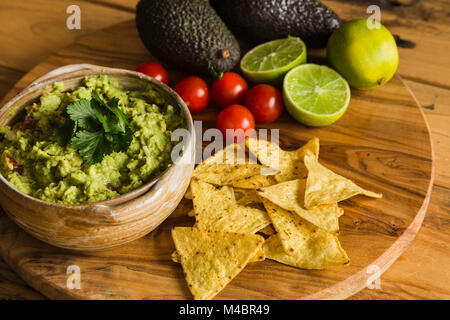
<box><xmin>240</xmin><ymin>37</ymin><xmax>307</xmax><ymax>85</ymax></box>
<box><xmin>283</xmin><ymin>64</ymin><xmax>351</xmax><ymax>127</ymax></box>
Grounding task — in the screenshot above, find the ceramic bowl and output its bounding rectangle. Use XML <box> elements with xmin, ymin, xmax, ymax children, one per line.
<box><xmin>0</xmin><ymin>64</ymin><xmax>195</xmax><ymax>251</ymax></box>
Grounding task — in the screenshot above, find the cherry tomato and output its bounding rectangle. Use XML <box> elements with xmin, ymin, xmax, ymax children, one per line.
<box><xmin>216</xmin><ymin>104</ymin><xmax>255</xmax><ymax>141</ymax></box>
<box><xmin>245</xmin><ymin>84</ymin><xmax>284</xmax><ymax>123</ymax></box>
<box><xmin>212</xmin><ymin>72</ymin><xmax>248</xmax><ymax>108</ymax></box>
<box><xmin>135</xmin><ymin>62</ymin><xmax>169</xmax><ymax>85</ymax></box>
<box><xmin>174</xmin><ymin>76</ymin><xmax>210</xmax><ymax>114</ymax></box>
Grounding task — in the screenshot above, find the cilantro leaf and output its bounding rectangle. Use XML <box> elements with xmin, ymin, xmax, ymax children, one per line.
<box><xmin>70</xmin><ymin>130</ymin><xmax>106</xmax><ymax>164</ymax></box>
<box><xmin>95</xmin><ymin>111</ymin><xmax>118</xmax><ymax>133</ymax></box>
<box><xmin>54</xmin><ymin>92</ymin><xmax>133</xmax><ymax>164</ymax></box>
<box><xmin>107</xmin><ymin>127</ymin><xmax>133</xmax><ymax>153</ymax></box>
<box><xmin>91</xmin><ymin>91</ymin><xmax>129</xmax><ymax>133</ymax></box>
<box><xmin>66</xmin><ymin>99</ymin><xmax>100</xmax><ymax>131</ymax></box>
<box><xmin>71</xmin><ymin>129</ymin><xmax>132</xmax><ymax>164</ymax></box>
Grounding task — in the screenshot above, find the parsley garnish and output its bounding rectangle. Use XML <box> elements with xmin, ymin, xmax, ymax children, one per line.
<box><xmin>54</xmin><ymin>92</ymin><xmax>132</xmax><ymax>164</ymax></box>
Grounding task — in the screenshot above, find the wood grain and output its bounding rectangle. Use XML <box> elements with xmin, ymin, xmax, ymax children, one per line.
<box><xmin>0</xmin><ymin>259</ymin><xmax>45</xmax><ymax>300</ymax></box>
<box><xmin>0</xmin><ymin>0</ymin><xmax>133</xmax><ymax>72</ymax></box>
<box><xmin>0</xmin><ymin>0</ymin><xmax>448</xmax><ymax>300</ymax></box>
<box><xmin>0</xmin><ymin>18</ymin><xmax>433</xmax><ymax>299</ymax></box>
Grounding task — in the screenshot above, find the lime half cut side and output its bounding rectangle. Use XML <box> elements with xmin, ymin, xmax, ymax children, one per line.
<box><xmin>240</xmin><ymin>37</ymin><xmax>306</xmax><ymax>85</ymax></box>
<box><xmin>283</xmin><ymin>64</ymin><xmax>351</xmax><ymax>127</ymax></box>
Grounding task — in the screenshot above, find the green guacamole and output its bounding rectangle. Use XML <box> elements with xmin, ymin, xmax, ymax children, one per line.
<box><xmin>0</xmin><ymin>76</ymin><xmax>185</xmax><ymax>204</ymax></box>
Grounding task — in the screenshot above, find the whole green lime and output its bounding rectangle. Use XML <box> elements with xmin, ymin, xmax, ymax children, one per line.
<box><xmin>327</xmin><ymin>18</ymin><xmax>398</xmax><ymax>90</ymax></box>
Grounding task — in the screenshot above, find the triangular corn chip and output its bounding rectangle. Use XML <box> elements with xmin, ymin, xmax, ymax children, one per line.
<box><xmin>246</xmin><ymin>137</ymin><xmax>319</xmax><ymax>182</ymax></box>
<box><xmin>204</xmin><ymin>143</ymin><xmax>247</xmax><ymax>164</ymax></box>
<box><xmin>192</xmin><ymin>163</ymin><xmax>270</xmax><ymax>186</ymax></box>
<box><xmin>172</xmin><ymin>227</ymin><xmax>264</xmax><ymax>300</ymax></box>
<box><xmin>195</xmin><ymin>143</ymin><xmax>247</xmax><ymax>171</ymax></box>
<box><xmin>184</xmin><ymin>187</ymin><xmax>192</xmax><ymax>199</ymax></box>
<box><xmin>250</xmin><ymin>248</ymin><xmax>266</xmax><ymax>262</ymax></box>
<box><xmin>191</xmin><ymin>180</ymin><xmax>270</xmax><ymax>234</ymax></box>
<box><xmin>191</xmin><ymin>179</ymin><xmax>234</xmax><ymax>218</ymax></box>
<box><xmin>172</xmin><ymin>247</ymin><xmax>265</xmax><ymax>264</ymax></box>
<box><xmin>263</xmin><ymin>233</ymin><xmax>349</xmax><ymax>270</ymax></box>
<box><xmin>258</xmin><ymin>224</ymin><xmax>276</xmax><ymax>236</ymax></box>
<box><xmin>234</xmin><ymin>188</ymin><xmax>262</xmax><ymax>205</ymax></box>
<box><xmin>258</xmin><ymin>179</ymin><xmax>343</xmax><ymax>233</ymax></box>
<box><xmin>261</xmin><ymin>198</ymin><xmax>309</xmax><ymax>255</ymax></box>
<box><xmin>304</xmin><ymin>153</ymin><xmax>382</xmax><ymax>208</ymax></box>
<box><xmin>231</xmin><ymin>174</ymin><xmax>277</xmax><ymax>189</ymax></box>
<box><xmin>194</xmin><ymin>143</ymin><xmax>252</xmax><ymax>178</ymax></box>
<box><xmin>223</xmin><ymin>205</ymin><xmax>271</xmax><ymax>234</ymax></box>
<box><xmin>192</xmin><ymin>143</ymin><xmax>277</xmax><ymax>186</ymax></box>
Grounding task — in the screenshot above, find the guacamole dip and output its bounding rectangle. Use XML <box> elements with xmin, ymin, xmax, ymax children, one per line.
<box><xmin>0</xmin><ymin>76</ymin><xmax>185</xmax><ymax>204</ymax></box>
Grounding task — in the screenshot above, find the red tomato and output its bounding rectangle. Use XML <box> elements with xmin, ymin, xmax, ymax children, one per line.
<box><xmin>174</xmin><ymin>76</ymin><xmax>210</xmax><ymax>114</ymax></box>
<box><xmin>216</xmin><ymin>104</ymin><xmax>255</xmax><ymax>141</ymax></box>
<box><xmin>245</xmin><ymin>84</ymin><xmax>284</xmax><ymax>123</ymax></box>
<box><xmin>135</xmin><ymin>62</ymin><xmax>169</xmax><ymax>85</ymax></box>
<box><xmin>212</xmin><ymin>72</ymin><xmax>248</xmax><ymax>108</ymax></box>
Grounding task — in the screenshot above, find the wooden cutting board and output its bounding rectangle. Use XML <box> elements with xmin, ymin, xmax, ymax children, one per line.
<box><xmin>0</xmin><ymin>20</ymin><xmax>433</xmax><ymax>300</ymax></box>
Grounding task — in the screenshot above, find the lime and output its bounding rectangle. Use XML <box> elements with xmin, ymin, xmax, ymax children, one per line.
<box><xmin>327</xmin><ymin>18</ymin><xmax>399</xmax><ymax>90</ymax></box>
<box><xmin>283</xmin><ymin>64</ymin><xmax>350</xmax><ymax>127</ymax></box>
<box><xmin>240</xmin><ymin>37</ymin><xmax>306</xmax><ymax>85</ymax></box>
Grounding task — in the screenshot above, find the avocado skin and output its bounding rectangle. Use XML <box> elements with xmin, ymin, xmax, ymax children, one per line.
<box><xmin>210</xmin><ymin>0</ymin><xmax>341</xmax><ymax>48</ymax></box>
<box><xmin>136</xmin><ymin>0</ymin><xmax>240</xmax><ymax>76</ymax></box>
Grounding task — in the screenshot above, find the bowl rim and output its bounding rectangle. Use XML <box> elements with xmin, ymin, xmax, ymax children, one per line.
<box><xmin>0</xmin><ymin>65</ymin><xmax>194</xmax><ymax>209</ymax></box>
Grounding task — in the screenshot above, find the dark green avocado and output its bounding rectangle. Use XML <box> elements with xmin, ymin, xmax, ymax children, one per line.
<box><xmin>210</xmin><ymin>0</ymin><xmax>342</xmax><ymax>48</ymax></box>
<box><xmin>136</xmin><ymin>0</ymin><xmax>240</xmax><ymax>77</ymax></box>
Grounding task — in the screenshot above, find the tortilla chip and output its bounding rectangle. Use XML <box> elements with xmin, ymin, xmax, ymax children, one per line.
<box><xmin>304</xmin><ymin>153</ymin><xmax>382</xmax><ymax>208</ymax></box>
<box><xmin>191</xmin><ymin>179</ymin><xmax>234</xmax><ymax>217</ymax></box>
<box><xmin>261</xmin><ymin>199</ymin><xmax>308</xmax><ymax>255</ymax></box>
<box><xmin>191</xmin><ymin>141</ymin><xmax>279</xmax><ymax>188</ymax></box>
<box><xmin>191</xmin><ymin>180</ymin><xmax>270</xmax><ymax>234</ymax></box>
<box><xmin>199</xmin><ymin>143</ymin><xmax>247</xmax><ymax>167</ymax></box>
<box><xmin>193</xmin><ymin>143</ymin><xmax>247</xmax><ymax>177</ymax></box>
<box><xmin>192</xmin><ymin>163</ymin><xmax>270</xmax><ymax>186</ymax></box>
<box><xmin>263</xmin><ymin>233</ymin><xmax>349</xmax><ymax>270</ymax></box>
<box><xmin>231</xmin><ymin>174</ymin><xmax>277</xmax><ymax>189</ymax></box>
<box><xmin>234</xmin><ymin>188</ymin><xmax>262</xmax><ymax>205</ymax></box>
<box><xmin>184</xmin><ymin>187</ymin><xmax>192</xmax><ymax>199</ymax></box>
<box><xmin>258</xmin><ymin>179</ymin><xmax>343</xmax><ymax>233</ymax></box>
<box><xmin>246</xmin><ymin>137</ymin><xmax>319</xmax><ymax>182</ymax></box>
<box><xmin>172</xmin><ymin>227</ymin><xmax>264</xmax><ymax>300</ymax></box>
<box><xmin>192</xmin><ymin>143</ymin><xmax>277</xmax><ymax>186</ymax></box>
<box><xmin>229</xmin><ymin>205</ymin><xmax>271</xmax><ymax>233</ymax></box>
<box><xmin>251</xmin><ymin>248</ymin><xmax>266</xmax><ymax>262</ymax></box>
<box><xmin>258</xmin><ymin>224</ymin><xmax>276</xmax><ymax>236</ymax></box>
<box><xmin>172</xmin><ymin>247</ymin><xmax>265</xmax><ymax>264</ymax></box>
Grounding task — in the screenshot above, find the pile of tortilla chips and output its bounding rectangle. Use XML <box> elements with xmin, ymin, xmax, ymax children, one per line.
<box><xmin>171</xmin><ymin>137</ymin><xmax>382</xmax><ymax>300</ymax></box>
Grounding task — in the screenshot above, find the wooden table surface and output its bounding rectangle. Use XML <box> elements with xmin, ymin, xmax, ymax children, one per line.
<box><xmin>0</xmin><ymin>0</ymin><xmax>448</xmax><ymax>300</ymax></box>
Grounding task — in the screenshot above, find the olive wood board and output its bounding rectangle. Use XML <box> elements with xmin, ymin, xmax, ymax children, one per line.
<box><xmin>0</xmin><ymin>20</ymin><xmax>433</xmax><ymax>300</ymax></box>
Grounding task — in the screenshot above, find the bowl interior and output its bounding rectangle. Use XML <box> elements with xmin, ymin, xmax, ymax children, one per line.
<box><xmin>0</xmin><ymin>67</ymin><xmax>193</xmax><ymax>207</ymax></box>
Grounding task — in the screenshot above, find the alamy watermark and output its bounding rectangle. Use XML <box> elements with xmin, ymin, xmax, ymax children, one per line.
<box><xmin>66</xmin><ymin>265</ymin><xmax>81</xmax><ymax>289</ymax></box>
<box><xmin>367</xmin><ymin>5</ymin><xmax>381</xmax><ymax>29</ymax></box>
<box><xmin>66</xmin><ymin>5</ymin><xmax>81</xmax><ymax>30</ymax></box>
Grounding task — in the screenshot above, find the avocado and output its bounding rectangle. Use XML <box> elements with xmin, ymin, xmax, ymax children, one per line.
<box><xmin>210</xmin><ymin>0</ymin><xmax>342</xmax><ymax>48</ymax></box>
<box><xmin>136</xmin><ymin>0</ymin><xmax>240</xmax><ymax>77</ymax></box>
